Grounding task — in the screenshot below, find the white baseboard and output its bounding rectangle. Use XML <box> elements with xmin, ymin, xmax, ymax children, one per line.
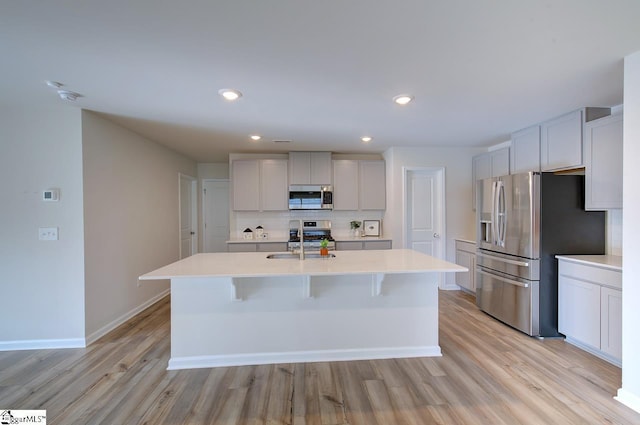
<box><xmin>564</xmin><ymin>337</ymin><xmax>621</xmax><ymax>368</ymax></box>
<box><xmin>85</xmin><ymin>289</ymin><xmax>170</xmax><ymax>346</ymax></box>
<box><xmin>167</xmin><ymin>345</ymin><xmax>442</xmax><ymax>370</ymax></box>
<box><xmin>615</xmin><ymin>388</ymin><xmax>640</xmax><ymax>414</ymax></box>
<box><xmin>0</xmin><ymin>338</ymin><xmax>85</xmax><ymax>351</ymax></box>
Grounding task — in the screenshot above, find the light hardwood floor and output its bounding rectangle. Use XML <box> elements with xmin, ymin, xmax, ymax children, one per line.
<box><xmin>1</xmin><ymin>290</ymin><xmax>639</xmax><ymax>424</ymax></box>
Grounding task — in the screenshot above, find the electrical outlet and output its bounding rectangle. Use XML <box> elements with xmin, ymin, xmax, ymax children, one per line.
<box><xmin>39</xmin><ymin>227</ymin><xmax>58</xmax><ymax>241</ymax></box>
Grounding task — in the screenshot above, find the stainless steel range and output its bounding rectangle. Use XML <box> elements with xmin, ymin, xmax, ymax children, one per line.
<box><xmin>288</xmin><ymin>220</ymin><xmax>335</xmax><ymax>251</ymax></box>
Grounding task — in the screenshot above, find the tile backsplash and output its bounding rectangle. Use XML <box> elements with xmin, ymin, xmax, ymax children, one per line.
<box><xmin>232</xmin><ymin>210</ymin><xmax>385</xmax><ymax>240</ymax></box>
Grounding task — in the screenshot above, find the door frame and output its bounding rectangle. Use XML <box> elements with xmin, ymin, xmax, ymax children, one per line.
<box><xmin>201</xmin><ymin>178</ymin><xmax>230</xmax><ymax>252</ymax></box>
<box><xmin>402</xmin><ymin>166</ymin><xmax>447</xmax><ymax>288</ymax></box>
<box><xmin>179</xmin><ymin>173</ymin><xmax>198</xmax><ymax>258</ymax></box>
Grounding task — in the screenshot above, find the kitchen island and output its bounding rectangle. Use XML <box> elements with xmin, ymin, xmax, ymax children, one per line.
<box><xmin>139</xmin><ymin>249</ymin><xmax>465</xmax><ymax>370</ymax></box>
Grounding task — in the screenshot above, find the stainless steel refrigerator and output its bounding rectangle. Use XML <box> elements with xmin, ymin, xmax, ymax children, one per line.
<box><xmin>475</xmin><ymin>172</ymin><xmax>605</xmax><ymax>337</ymax></box>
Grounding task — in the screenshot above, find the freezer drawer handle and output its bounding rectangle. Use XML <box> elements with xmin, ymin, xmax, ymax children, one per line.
<box><xmin>476</xmin><ymin>252</ymin><xmax>530</xmax><ymax>267</ymax></box>
<box><xmin>478</xmin><ymin>269</ymin><xmax>530</xmax><ymax>288</ymax></box>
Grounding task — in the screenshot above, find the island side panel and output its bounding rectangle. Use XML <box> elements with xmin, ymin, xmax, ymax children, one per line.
<box><xmin>168</xmin><ymin>273</ymin><xmax>440</xmax><ymax>370</ymax></box>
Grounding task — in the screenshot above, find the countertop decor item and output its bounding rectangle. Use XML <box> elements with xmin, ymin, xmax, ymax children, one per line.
<box><xmin>242</xmin><ymin>228</ymin><xmax>253</xmax><ymax>240</ymax></box>
<box><xmin>363</xmin><ymin>220</ymin><xmax>381</xmax><ymax>237</ymax></box>
<box><xmin>350</xmin><ymin>220</ymin><xmax>361</xmax><ymax>237</ymax></box>
<box><xmin>320</xmin><ymin>238</ymin><xmax>330</xmax><ymax>257</ymax></box>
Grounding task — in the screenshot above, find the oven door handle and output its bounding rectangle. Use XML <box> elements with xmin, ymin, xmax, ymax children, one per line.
<box><xmin>477</xmin><ymin>269</ymin><xmax>530</xmax><ymax>288</ymax></box>
<box><xmin>476</xmin><ymin>252</ymin><xmax>529</xmax><ymax>267</ymax></box>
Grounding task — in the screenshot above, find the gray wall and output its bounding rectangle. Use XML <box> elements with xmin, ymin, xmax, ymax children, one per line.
<box><xmin>0</xmin><ymin>104</ymin><xmax>85</xmax><ymax>347</ymax></box>
<box><xmin>82</xmin><ymin>111</ymin><xmax>196</xmax><ymax>342</ymax></box>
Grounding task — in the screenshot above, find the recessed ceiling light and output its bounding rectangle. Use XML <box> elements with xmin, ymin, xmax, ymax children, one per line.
<box><xmin>250</xmin><ymin>135</ymin><xmax>261</xmax><ymax>141</ymax></box>
<box><xmin>218</xmin><ymin>88</ymin><xmax>242</xmax><ymax>101</ymax></box>
<box><xmin>46</xmin><ymin>80</ymin><xmax>63</xmax><ymax>89</ymax></box>
<box><xmin>393</xmin><ymin>94</ymin><xmax>414</xmax><ymax>105</ymax></box>
<box><xmin>361</xmin><ymin>136</ymin><xmax>373</xmax><ymax>143</ymax></box>
<box><xmin>57</xmin><ymin>90</ymin><xmax>81</xmax><ymax>101</ymax></box>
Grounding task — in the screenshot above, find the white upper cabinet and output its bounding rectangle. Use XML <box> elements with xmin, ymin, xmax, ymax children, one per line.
<box><xmin>333</xmin><ymin>159</ymin><xmax>386</xmax><ymax>211</ymax></box>
<box><xmin>260</xmin><ymin>159</ymin><xmax>289</xmax><ymax>211</ymax></box>
<box><xmin>490</xmin><ymin>148</ymin><xmax>510</xmax><ymax>177</ymax></box>
<box><xmin>510</xmin><ymin>125</ymin><xmax>541</xmax><ymax>174</ymax></box>
<box><xmin>232</xmin><ymin>159</ymin><xmax>288</xmax><ymax>211</ymax></box>
<box><xmin>584</xmin><ymin>114</ymin><xmax>623</xmax><ymax>210</ymax></box>
<box><xmin>359</xmin><ymin>160</ymin><xmax>386</xmax><ymax>210</ymax></box>
<box><xmin>471</xmin><ymin>147</ymin><xmax>509</xmax><ymax>210</ymax></box>
<box><xmin>332</xmin><ymin>160</ymin><xmax>360</xmax><ymax>210</ymax></box>
<box><xmin>232</xmin><ymin>160</ymin><xmax>260</xmax><ymax>211</ymax></box>
<box><xmin>540</xmin><ymin>108</ymin><xmax>610</xmax><ymax>172</ymax></box>
<box><xmin>541</xmin><ymin>110</ymin><xmax>584</xmax><ymax>171</ymax></box>
<box><xmin>288</xmin><ymin>152</ymin><xmax>332</xmax><ymax>185</ymax></box>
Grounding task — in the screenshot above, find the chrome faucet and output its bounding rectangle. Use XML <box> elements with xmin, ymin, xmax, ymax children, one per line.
<box><xmin>298</xmin><ymin>219</ymin><xmax>305</xmax><ymax>260</ymax></box>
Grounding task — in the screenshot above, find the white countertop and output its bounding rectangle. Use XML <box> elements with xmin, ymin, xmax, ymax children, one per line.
<box><xmin>140</xmin><ymin>249</ymin><xmax>466</xmax><ymax>280</ymax></box>
<box><xmin>455</xmin><ymin>238</ymin><xmax>476</xmax><ymax>245</ymax></box>
<box><xmin>555</xmin><ymin>255</ymin><xmax>622</xmax><ymax>271</ymax></box>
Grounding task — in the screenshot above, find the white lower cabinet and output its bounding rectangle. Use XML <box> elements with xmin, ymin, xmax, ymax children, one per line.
<box><xmin>558</xmin><ymin>276</ymin><xmax>601</xmax><ymax>349</ymax></box>
<box><xmin>335</xmin><ymin>240</ymin><xmax>392</xmax><ymax>250</ymax></box>
<box><xmin>600</xmin><ymin>287</ymin><xmax>622</xmax><ymax>359</ymax></box>
<box><xmin>454</xmin><ymin>240</ymin><xmax>476</xmax><ymax>293</ymax></box>
<box><xmin>557</xmin><ymin>258</ymin><xmax>622</xmax><ymax>366</ymax></box>
<box><xmin>227</xmin><ymin>242</ymin><xmax>288</xmax><ymax>253</ymax></box>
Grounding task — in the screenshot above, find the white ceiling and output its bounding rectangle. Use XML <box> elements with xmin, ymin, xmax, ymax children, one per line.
<box><xmin>2</xmin><ymin>1</ymin><xmax>640</xmax><ymax>162</ymax></box>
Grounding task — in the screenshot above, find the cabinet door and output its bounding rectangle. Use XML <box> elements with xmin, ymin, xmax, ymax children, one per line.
<box><xmin>332</xmin><ymin>160</ymin><xmax>359</xmax><ymax>210</ymax></box>
<box><xmin>473</xmin><ymin>154</ymin><xmax>491</xmax><ymax>181</ymax></box>
<box><xmin>472</xmin><ymin>154</ymin><xmax>490</xmax><ymax>211</ymax></box>
<box><xmin>541</xmin><ymin>110</ymin><xmax>583</xmax><ymax>171</ymax></box>
<box><xmin>601</xmin><ymin>287</ymin><xmax>622</xmax><ymax>361</ymax></box>
<box><xmin>256</xmin><ymin>242</ymin><xmax>288</xmax><ymax>252</ymax></box>
<box><xmin>288</xmin><ymin>152</ymin><xmax>310</xmax><ymax>185</ymax></box>
<box><xmin>232</xmin><ymin>160</ymin><xmax>260</xmax><ymax>211</ymax></box>
<box><xmin>359</xmin><ymin>161</ymin><xmax>386</xmax><ymax>210</ymax></box>
<box><xmin>455</xmin><ymin>249</ymin><xmax>474</xmax><ymax>291</ymax></box>
<box><xmin>584</xmin><ymin>114</ymin><xmax>623</xmax><ymax>210</ymax></box>
<box><xmin>310</xmin><ymin>152</ymin><xmax>332</xmax><ymax>185</ymax></box>
<box><xmin>289</xmin><ymin>152</ymin><xmax>332</xmax><ymax>185</ymax></box>
<box><xmin>558</xmin><ymin>274</ymin><xmax>601</xmax><ymax>350</ymax></box>
<box><xmin>363</xmin><ymin>240</ymin><xmax>392</xmax><ymax>250</ymax></box>
<box><xmin>227</xmin><ymin>243</ymin><xmax>257</xmax><ymax>252</ymax></box>
<box><xmin>490</xmin><ymin>148</ymin><xmax>510</xmax><ymax>177</ymax></box>
<box><xmin>336</xmin><ymin>241</ymin><xmax>363</xmax><ymax>250</ymax></box>
<box><xmin>260</xmin><ymin>159</ymin><xmax>288</xmax><ymax>211</ymax></box>
<box><xmin>511</xmin><ymin>126</ymin><xmax>541</xmax><ymax>174</ymax></box>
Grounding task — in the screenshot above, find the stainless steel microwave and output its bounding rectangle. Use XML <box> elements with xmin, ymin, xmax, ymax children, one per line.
<box><xmin>288</xmin><ymin>185</ymin><xmax>333</xmax><ymax>210</ymax></box>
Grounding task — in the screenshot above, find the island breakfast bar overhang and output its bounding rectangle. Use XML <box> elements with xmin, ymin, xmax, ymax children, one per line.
<box><xmin>139</xmin><ymin>249</ymin><xmax>466</xmax><ymax>370</ymax></box>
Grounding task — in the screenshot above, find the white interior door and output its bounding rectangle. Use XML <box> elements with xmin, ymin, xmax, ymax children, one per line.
<box><xmin>179</xmin><ymin>174</ymin><xmax>197</xmax><ymax>259</ymax></box>
<box><xmin>203</xmin><ymin>180</ymin><xmax>230</xmax><ymax>252</ymax></box>
<box><xmin>404</xmin><ymin>168</ymin><xmax>445</xmax><ymax>285</ymax></box>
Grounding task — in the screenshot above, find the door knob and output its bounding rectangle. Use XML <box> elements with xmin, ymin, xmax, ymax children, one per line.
<box><xmin>190</xmin><ymin>231</ymin><xmax>195</xmax><ymax>235</ymax></box>
<box><xmin>433</xmin><ymin>233</ymin><xmax>440</xmax><ymax>239</ymax></box>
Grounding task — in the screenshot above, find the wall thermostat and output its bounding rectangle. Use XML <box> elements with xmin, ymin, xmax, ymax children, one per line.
<box><xmin>43</xmin><ymin>189</ymin><xmax>60</xmax><ymax>202</ymax></box>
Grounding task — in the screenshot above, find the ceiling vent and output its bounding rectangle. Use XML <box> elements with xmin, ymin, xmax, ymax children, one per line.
<box><xmin>272</xmin><ymin>140</ymin><xmax>292</xmax><ymax>143</ymax></box>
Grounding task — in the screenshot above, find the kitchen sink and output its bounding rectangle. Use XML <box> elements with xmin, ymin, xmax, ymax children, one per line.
<box><xmin>266</xmin><ymin>253</ymin><xmax>336</xmax><ymax>259</ymax></box>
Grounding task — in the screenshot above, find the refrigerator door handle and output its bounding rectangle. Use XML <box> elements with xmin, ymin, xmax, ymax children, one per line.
<box><xmin>477</xmin><ymin>269</ymin><xmax>530</xmax><ymax>288</ymax></box>
<box><xmin>491</xmin><ymin>181</ymin><xmax>498</xmax><ymax>245</ymax></box>
<box><xmin>497</xmin><ymin>180</ymin><xmax>506</xmax><ymax>247</ymax></box>
<box><xmin>476</xmin><ymin>251</ymin><xmax>530</xmax><ymax>267</ymax></box>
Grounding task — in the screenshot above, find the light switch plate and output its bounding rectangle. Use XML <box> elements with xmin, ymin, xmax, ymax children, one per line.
<box><xmin>39</xmin><ymin>227</ymin><xmax>58</xmax><ymax>241</ymax></box>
